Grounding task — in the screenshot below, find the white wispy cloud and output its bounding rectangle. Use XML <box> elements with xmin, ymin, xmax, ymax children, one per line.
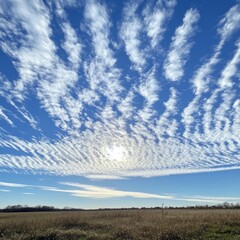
<box><xmin>139</xmin><ymin>69</ymin><xmax>160</xmax><ymax>105</ymax></box>
<box><xmin>219</xmin><ymin>39</ymin><xmax>240</xmax><ymax>89</ymax></box>
<box><xmin>175</xmin><ymin>196</ymin><xmax>240</xmax><ymax>204</ymax></box>
<box><xmin>85</xmin><ymin>0</ymin><xmax>114</xmax><ymax>65</ymax></box>
<box><xmin>85</xmin><ymin>175</ymin><xmax>126</xmax><ymax>180</ymax></box>
<box><xmin>0</xmin><ymin>181</ymin><xmax>29</xmax><ymax>188</ymax></box>
<box><xmin>155</xmin><ymin>88</ymin><xmax>178</xmax><ymax>137</ymax></box>
<box><xmin>9</xmin><ymin>101</ymin><xmax>38</xmax><ymax>130</ymax></box>
<box><xmin>218</xmin><ymin>2</ymin><xmax>240</xmax><ymax>42</ymax></box>
<box><xmin>164</xmin><ymin>8</ymin><xmax>200</xmax><ymax>81</ymax></box>
<box><xmin>61</xmin><ymin>22</ymin><xmax>82</xmax><ymax>69</ymax></box>
<box><xmin>57</xmin><ymin>182</ymin><xmax>173</xmax><ymax>199</ymax></box>
<box><xmin>0</xmin><ymin>0</ymin><xmax>55</xmax><ymax>99</ymax></box>
<box><xmin>120</xmin><ymin>1</ymin><xmax>146</xmax><ymax>71</ymax></box>
<box><xmin>0</xmin><ymin>107</ymin><xmax>14</xmax><ymax>126</ymax></box>
<box><xmin>0</xmin><ymin>189</ymin><xmax>10</xmax><ymax>192</ymax></box>
<box><xmin>0</xmin><ymin>0</ymin><xmax>84</xmax><ymax>132</ymax></box>
<box><xmin>137</xmin><ymin>68</ymin><xmax>160</xmax><ymax>122</ymax></box>
<box><xmin>182</xmin><ymin>2</ymin><xmax>240</xmax><ymax>138</ymax></box>
<box><xmin>1</xmin><ymin>119</ymin><xmax>238</xmax><ymax>178</ymax></box>
<box><xmin>0</xmin><ymin>72</ymin><xmax>38</xmax><ymax>129</ymax></box>
<box><xmin>0</xmin><ymin>180</ymin><xmax>239</xmax><ymax>204</ymax></box>
<box><xmin>207</xmin><ymin>39</ymin><xmax>240</xmax><ymax>139</ymax></box>
<box><xmin>41</xmin><ymin>182</ymin><xmax>240</xmax><ymax>204</ymax></box>
<box><xmin>192</xmin><ymin>38</ymin><xmax>240</xmax><ymax>142</ymax></box>
<box><xmin>192</xmin><ymin>2</ymin><xmax>240</xmax><ymax>95</ymax></box>
<box><xmin>84</xmin><ymin>0</ymin><xmax>122</xmax><ymax>106</ymax></box>
<box><xmin>143</xmin><ymin>0</ymin><xmax>176</xmax><ymax>48</ymax></box>
<box><xmin>55</xmin><ymin>0</ymin><xmax>82</xmax><ymax>72</ymax></box>
<box><xmin>118</xmin><ymin>90</ymin><xmax>135</xmax><ymax>119</ymax></box>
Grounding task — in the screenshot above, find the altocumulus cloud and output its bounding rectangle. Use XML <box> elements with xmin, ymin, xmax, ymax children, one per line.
<box><xmin>0</xmin><ymin>0</ymin><xmax>239</xmax><ymax>180</ymax></box>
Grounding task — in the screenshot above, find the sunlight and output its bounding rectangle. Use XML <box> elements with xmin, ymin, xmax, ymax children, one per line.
<box><xmin>107</xmin><ymin>145</ymin><xmax>126</xmax><ymax>162</ymax></box>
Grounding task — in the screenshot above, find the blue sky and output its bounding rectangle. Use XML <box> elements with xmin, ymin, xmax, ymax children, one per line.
<box><xmin>0</xmin><ymin>0</ymin><xmax>240</xmax><ymax>209</ymax></box>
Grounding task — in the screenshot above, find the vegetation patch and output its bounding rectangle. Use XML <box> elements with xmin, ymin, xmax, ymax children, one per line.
<box><xmin>0</xmin><ymin>209</ymin><xmax>240</xmax><ymax>239</ymax></box>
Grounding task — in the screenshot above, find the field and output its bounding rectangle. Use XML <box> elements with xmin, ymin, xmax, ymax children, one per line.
<box><xmin>0</xmin><ymin>209</ymin><xmax>240</xmax><ymax>239</ymax></box>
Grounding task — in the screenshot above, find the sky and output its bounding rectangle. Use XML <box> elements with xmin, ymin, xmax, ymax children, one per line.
<box><xmin>0</xmin><ymin>0</ymin><xmax>240</xmax><ymax>209</ymax></box>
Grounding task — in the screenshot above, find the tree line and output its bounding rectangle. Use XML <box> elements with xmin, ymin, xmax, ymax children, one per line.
<box><xmin>0</xmin><ymin>205</ymin><xmax>82</xmax><ymax>212</ymax></box>
<box><xmin>0</xmin><ymin>202</ymin><xmax>240</xmax><ymax>212</ymax></box>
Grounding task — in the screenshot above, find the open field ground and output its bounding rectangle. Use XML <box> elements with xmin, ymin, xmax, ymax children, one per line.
<box><xmin>0</xmin><ymin>209</ymin><xmax>240</xmax><ymax>239</ymax></box>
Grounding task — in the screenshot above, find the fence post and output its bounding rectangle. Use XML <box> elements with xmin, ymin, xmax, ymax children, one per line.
<box><xmin>162</xmin><ymin>203</ymin><xmax>164</xmax><ymax>220</ymax></box>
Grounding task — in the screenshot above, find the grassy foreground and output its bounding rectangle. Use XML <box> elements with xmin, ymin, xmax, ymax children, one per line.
<box><xmin>0</xmin><ymin>209</ymin><xmax>240</xmax><ymax>239</ymax></box>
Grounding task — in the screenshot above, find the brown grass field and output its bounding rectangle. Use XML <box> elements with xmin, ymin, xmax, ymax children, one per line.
<box><xmin>0</xmin><ymin>209</ymin><xmax>240</xmax><ymax>239</ymax></box>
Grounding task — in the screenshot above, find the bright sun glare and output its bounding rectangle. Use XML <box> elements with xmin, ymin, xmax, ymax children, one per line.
<box><xmin>107</xmin><ymin>146</ymin><xmax>125</xmax><ymax>161</ymax></box>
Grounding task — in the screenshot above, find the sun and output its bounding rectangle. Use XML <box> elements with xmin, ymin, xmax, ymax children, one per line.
<box><xmin>107</xmin><ymin>145</ymin><xmax>126</xmax><ymax>161</ymax></box>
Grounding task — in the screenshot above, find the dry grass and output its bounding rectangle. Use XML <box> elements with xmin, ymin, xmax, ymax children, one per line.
<box><xmin>0</xmin><ymin>209</ymin><xmax>240</xmax><ymax>239</ymax></box>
